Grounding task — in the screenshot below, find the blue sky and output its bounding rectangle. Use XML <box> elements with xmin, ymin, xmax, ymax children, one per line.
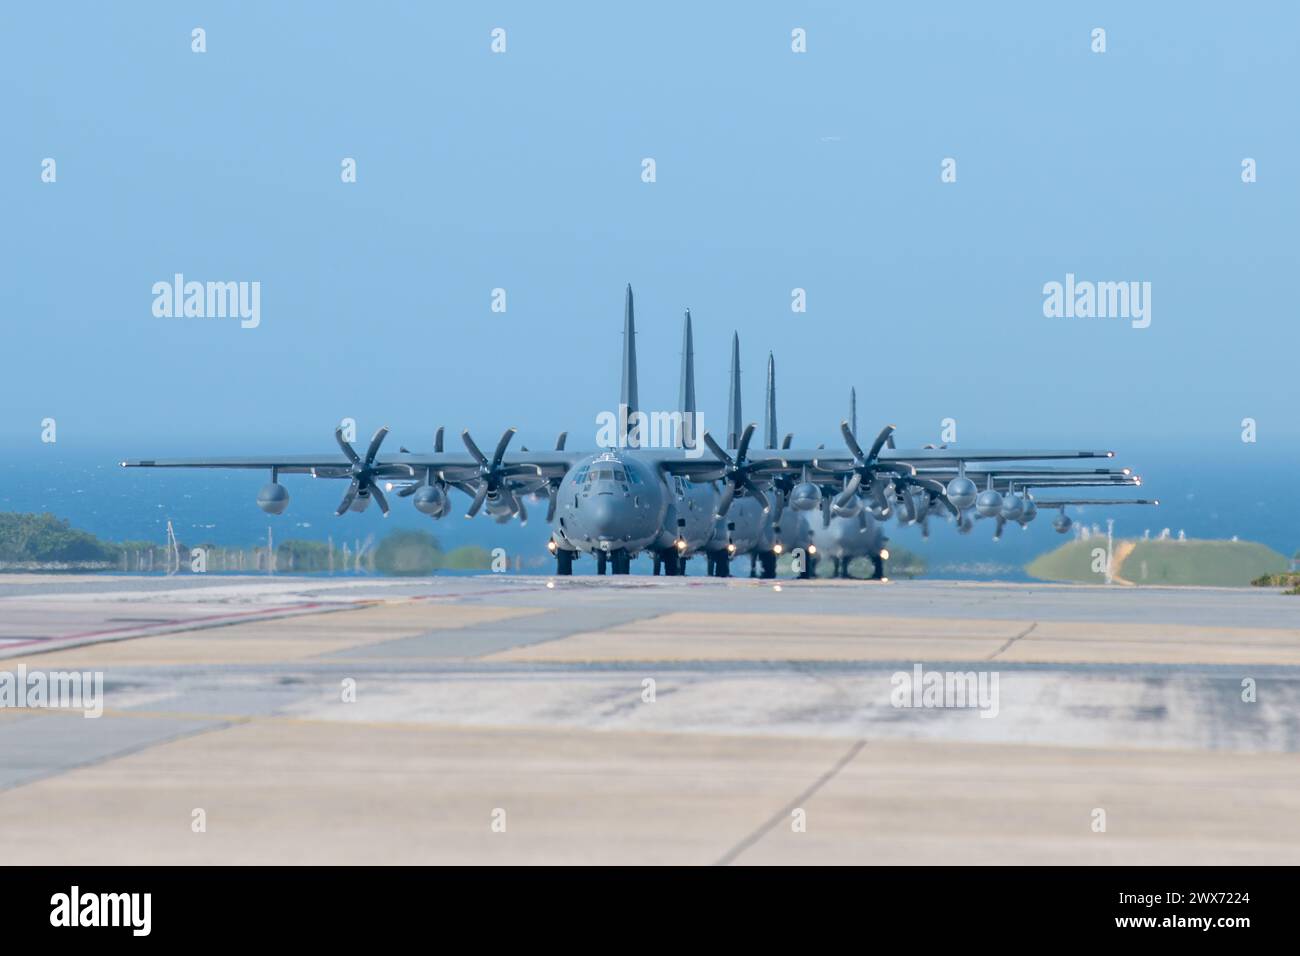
<box><xmin>4</xmin><ymin>1</ymin><xmax>1298</xmax><ymax>463</ymax></box>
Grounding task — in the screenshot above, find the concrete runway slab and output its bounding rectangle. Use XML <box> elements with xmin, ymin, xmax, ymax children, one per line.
<box><xmin>1</xmin><ymin>574</ymin><xmax>1297</xmax><ymax>864</ymax></box>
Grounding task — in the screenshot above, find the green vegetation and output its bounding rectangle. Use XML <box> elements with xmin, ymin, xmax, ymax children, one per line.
<box><xmin>1026</xmin><ymin>538</ymin><xmax>1113</xmax><ymax>583</ymax></box>
<box><xmin>0</xmin><ymin>513</ymin><xmax>116</xmax><ymax>567</ymax></box>
<box><xmin>0</xmin><ymin>511</ymin><xmax>499</xmax><ymax>575</ymax></box>
<box><xmin>1028</xmin><ymin>536</ymin><xmax>1289</xmax><ymax>587</ymax></box>
<box><xmin>439</xmin><ymin>545</ymin><xmax>494</xmax><ymax>570</ymax></box>
<box><xmin>372</xmin><ymin>530</ymin><xmax>441</xmax><ymax>576</ymax></box>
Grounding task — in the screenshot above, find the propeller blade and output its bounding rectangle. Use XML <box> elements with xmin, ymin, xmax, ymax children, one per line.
<box><xmin>466</xmin><ymin>483</ymin><xmax>489</xmax><ymax>517</ymax></box>
<box><xmin>840</xmin><ymin>420</ymin><xmax>866</xmax><ymax>462</ymax></box>
<box><xmin>396</xmin><ymin>481</ymin><xmax>421</xmax><ymax>498</ymax></box>
<box><xmin>335</xmin><ymin>427</ymin><xmax>361</xmax><ymax>465</ymax></box>
<box><xmin>434</xmin><ymin>426</ymin><xmax>444</xmax><ymax>454</ymax></box>
<box><xmin>364</xmin><ymin>426</ymin><xmax>389</xmax><ymax>465</ymax></box>
<box><xmin>515</xmin><ymin>496</ymin><xmax>528</xmax><ymax>526</ymax></box>
<box><xmin>834</xmin><ymin>473</ymin><xmax>862</xmax><ymax>507</ymax></box>
<box><xmin>555</xmin><ymin>431</ymin><xmax>567</xmax><ymax>451</ymax></box>
<box><xmin>916</xmin><ymin>478</ymin><xmax>959</xmax><ymax>516</ymax></box>
<box><xmin>370</xmin><ymin>484</ymin><xmax>390</xmax><ymax>516</ymax></box>
<box><xmin>545</xmin><ymin>487</ymin><xmax>557</xmax><ymax>523</ymax></box>
<box><xmin>491</xmin><ymin>428</ymin><xmax>517</xmax><ymax>470</ymax></box>
<box><xmin>866</xmin><ymin>425</ymin><xmax>896</xmax><ymax>464</ymax></box>
<box><xmin>821</xmin><ymin>494</ymin><xmax>832</xmax><ymax>528</ymax></box>
<box><xmin>782</xmin><ymin>433</ymin><xmax>794</xmax><ymax>450</ymax></box>
<box><xmin>701</xmin><ymin>431</ymin><xmax>734</xmax><ymax>467</ymax></box>
<box><xmin>462</xmin><ymin>430</ymin><xmax>489</xmax><ymax>466</ymax></box>
<box><xmin>993</xmin><ymin>517</ymin><xmax>1006</xmax><ymax>541</ymax></box>
<box><xmin>743</xmin><ymin>481</ymin><xmax>770</xmax><ymax>514</ymax></box>
<box><xmin>335</xmin><ymin>480</ymin><xmax>360</xmax><ymax>515</ymax></box>
<box><xmin>772</xmin><ymin>490</ymin><xmax>785</xmax><ymax>522</ymax></box>
<box><xmin>899</xmin><ymin>488</ymin><xmax>916</xmax><ymax>522</ymax></box>
<box><xmin>736</xmin><ymin>422</ymin><xmax>757</xmax><ymax>462</ymax></box>
<box><xmin>715</xmin><ymin>483</ymin><xmax>736</xmax><ymax>517</ymax></box>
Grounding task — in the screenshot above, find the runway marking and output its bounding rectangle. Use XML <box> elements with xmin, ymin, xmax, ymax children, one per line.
<box><xmin>988</xmin><ymin>621</ymin><xmax>1038</xmax><ymax>660</ymax></box>
<box><xmin>713</xmin><ymin>739</ymin><xmax>866</xmax><ymax>866</ymax></box>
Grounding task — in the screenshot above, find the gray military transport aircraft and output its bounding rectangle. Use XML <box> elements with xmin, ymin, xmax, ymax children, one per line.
<box><xmin>122</xmin><ymin>285</ymin><xmax>1155</xmax><ymax>578</ymax></box>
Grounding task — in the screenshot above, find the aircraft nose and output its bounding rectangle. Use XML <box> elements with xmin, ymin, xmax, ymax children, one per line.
<box><xmin>586</xmin><ymin>494</ymin><xmax>618</xmax><ymax>530</ymax></box>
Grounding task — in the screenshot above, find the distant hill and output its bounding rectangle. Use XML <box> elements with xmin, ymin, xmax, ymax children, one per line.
<box><xmin>1027</xmin><ymin>537</ymin><xmax>1289</xmax><ymax>587</ymax></box>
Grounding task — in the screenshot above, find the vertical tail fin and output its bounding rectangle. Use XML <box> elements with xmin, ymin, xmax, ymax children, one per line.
<box><xmin>620</xmin><ymin>284</ymin><xmax>639</xmax><ymax>447</ymax></box>
<box><xmin>678</xmin><ymin>309</ymin><xmax>696</xmax><ymax>449</ymax></box>
<box><xmin>764</xmin><ymin>352</ymin><xmax>777</xmax><ymax>449</ymax></box>
<box><xmin>727</xmin><ymin>332</ymin><xmax>742</xmax><ymax>449</ymax></box>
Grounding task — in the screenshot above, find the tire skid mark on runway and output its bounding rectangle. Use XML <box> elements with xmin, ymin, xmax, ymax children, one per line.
<box><xmin>988</xmin><ymin>621</ymin><xmax>1038</xmax><ymax>660</ymax></box>
<box><xmin>0</xmin><ymin>600</ymin><xmax>379</xmax><ymax>658</ymax></box>
<box><xmin>713</xmin><ymin>739</ymin><xmax>866</xmax><ymax>866</ymax></box>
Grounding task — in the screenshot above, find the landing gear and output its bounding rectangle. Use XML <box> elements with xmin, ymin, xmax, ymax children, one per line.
<box><xmin>706</xmin><ymin>550</ymin><xmax>731</xmax><ymax>577</ymax></box>
<box><xmin>611</xmin><ymin>549</ymin><xmax>631</xmax><ymax>574</ymax></box>
<box><xmin>870</xmin><ymin>554</ymin><xmax>885</xmax><ymax>580</ymax></box>
<box><xmin>596</xmin><ymin>551</ymin><xmax>608</xmax><ymax>576</ymax></box>
<box><xmin>555</xmin><ymin>549</ymin><xmax>574</xmax><ymax>575</ymax></box>
<box><xmin>758</xmin><ymin>551</ymin><xmax>778</xmax><ymax>579</ymax></box>
<box><xmin>801</xmin><ymin>554</ymin><xmax>818</xmax><ymax>579</ymax></box>
<box><xmin>656</xmin><ymin>548</ymin><xmax>681</xmax><ymax>576</ymax></box>
<box><xmin>833</xmin><ymin>557</ymin><xmax>852</xmax><ymax>579</ymax></box>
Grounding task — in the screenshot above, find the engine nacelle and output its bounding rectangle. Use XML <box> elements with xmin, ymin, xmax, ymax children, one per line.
<box><xmin>349</xmin><ymin>491</ymin><xmax>371</xmax><ymax>512</ymax></box>
<box><xmin>257</xmin><ymin>482</ymin><xmax>290</xmax><ymax>515</ymax></box>
<box><xmin>1000</xmin><ymin>493</ymin><xmax>1024</xmax><ymax>521</ymax></box>
<box><xmin>975</xmin><ymin>489</ymin><xmax>1003</xmax><ymax>518</ymax></box>
<box><xmin>484</xmin><ymin>491</ymin><xmax>515</xmax><ymax>519</ymax></box>
<box><xmin>413</xmin><ymin>484</ymin><xmax>447</xmax><ymax>517</ymax></box>
<box><xmin>946</xmin><ymin>476</ymin><xmax>978</xmax><ymax>511</ymax></box>
<box><xmin>1019</xmin><ymin>498</ymin><xmax>1038</xmax><ymax>524</ymax></box>
<box><xmin>788</xmin><ymin>482</ymin><xmax>822</xmax><ymax>511</ymax></box>
<box><xmin>1052</xmin><ymin>513</ymin><xmax>1072</xmax><ymax>534</ymax></box>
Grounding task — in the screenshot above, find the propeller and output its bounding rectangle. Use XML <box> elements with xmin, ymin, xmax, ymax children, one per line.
<box><xmin>701</xmin><ymin>422</ymin><xmax>784</xmax><ymax>517</ymax></box>
<box><xmin>333</xmin><ymin>425</ymin><xmax>410</xmax><ymax>517</ymax></box>
<box><xmin>459</xmin><ymin>427</ymin><xmax>541</xmax><ymax>520</ymax></box>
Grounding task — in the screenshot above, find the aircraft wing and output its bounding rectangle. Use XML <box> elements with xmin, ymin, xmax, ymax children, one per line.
<box><xmin>121</xmin><ymin>451</ymin><xmax>583</xmax><ymax>480</ymax></box>
<box><xmin>1032</xmin><ymin>498</ymin><xmax>1160</xmax><ymax>507</ymax></box>
<box><xmin>656</xmin><ymin>446</ymin><xmax>1115</xmax><ymax>476</ymax></box>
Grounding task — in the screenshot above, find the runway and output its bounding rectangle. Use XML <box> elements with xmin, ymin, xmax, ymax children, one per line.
<box><xmin>1</xmin><ymin>574</ymin><xmax>1298</xmax><ymax>864</ymax></box>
